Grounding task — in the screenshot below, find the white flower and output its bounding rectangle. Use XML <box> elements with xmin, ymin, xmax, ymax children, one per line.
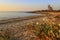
<box><xmin>43</xmin><ymin>18</ymin><xmax>46</xmax><ymax>21</ymax></box>
<box><xmin>27</xmin><ymin>23</ymin><xmax>30</xmax><ymax>25</ymax></box>
<box><xmin>58</xmin><ymin>24</ymin><xmax>60</xmax><ymax>26</ymax></box>
<box><xmin>50</xmin><ymin>30</ymin><xmax>53</xmax><ymax>33</ymax></box>
<box><xmin>36</xmin><ymin>22</ymin><xmax>39</xmax><ymax>25</ymax></box>
<box><xmin>59</xmin><ymin>30</ymin><xmax>60</xmax><ymax>32</ymax></box>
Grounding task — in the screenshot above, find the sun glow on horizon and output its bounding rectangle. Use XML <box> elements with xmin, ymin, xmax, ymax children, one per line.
<box><xmin>0</xmin><ymin>0</ymin><xmax>60</xmax><ymax>11</ymax></box>
<box><xmin>0</xmin><ymin>5</ymin><xmax>46</xmax><ymax>11</ymax></box>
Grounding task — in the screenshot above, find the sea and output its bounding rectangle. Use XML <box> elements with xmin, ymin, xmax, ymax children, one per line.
<box><xmin>0</xmin><ymin>12</ymin><xmax>40</xmax><ymax>20</ymax></box>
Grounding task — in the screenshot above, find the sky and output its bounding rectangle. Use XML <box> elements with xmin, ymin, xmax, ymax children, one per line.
<box><xmin>0</xmin><ymin>0</ymin><xmax>60</xmax><ymax>11</ymax></box>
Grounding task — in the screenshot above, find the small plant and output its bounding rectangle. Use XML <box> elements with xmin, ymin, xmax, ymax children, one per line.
<box><xmin>0</xmin><ymin>29</ymin><xmax>13</xmax><ymax>40</ymax></box>
<box><xmin>30</xmin><ymin>21</ymin><xmax>60</xmax><ymax>40</ymax></box>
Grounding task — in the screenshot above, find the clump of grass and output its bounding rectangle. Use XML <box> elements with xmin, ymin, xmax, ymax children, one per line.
<box><xmin>28</xmin><ymin>18</ymin><xmax>60</xmax><ymax>40</ymax></box>
<box><xmin>0</xmin><ymin>29</ymin><xmax>13</xmax><ymax>40</ymax></box>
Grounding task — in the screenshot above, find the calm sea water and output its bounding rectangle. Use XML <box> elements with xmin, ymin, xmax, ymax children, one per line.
<box><xmin>0</xmin><ymin>12</ymin><xmax>40</xmax><ymax>19</ymax></box>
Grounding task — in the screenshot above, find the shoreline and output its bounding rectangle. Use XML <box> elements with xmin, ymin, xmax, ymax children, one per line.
<box><xmin>0</xmin><ymin>15</ymin><xmax>45</xmax><ymax>24</ymax></box>
<box><xmin>0</xmin><ymin>12</ymin><xmax>60</xmax><ymax>24</ymax></box>
<box><xmin>0</xmin><ymin>13</ymin><xmax>60</xmax><ymax>40</ymax></box>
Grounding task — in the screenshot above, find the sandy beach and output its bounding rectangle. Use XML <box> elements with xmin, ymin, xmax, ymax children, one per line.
<box><xmin>0</xmin><ymin>13</ymin><xmax>60</xmax><ymax>40</ymax></box>
<box><xmin>0</xmin><ymin>15</ymin><xmax>45</xmax><ymax>40</ymax></box>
